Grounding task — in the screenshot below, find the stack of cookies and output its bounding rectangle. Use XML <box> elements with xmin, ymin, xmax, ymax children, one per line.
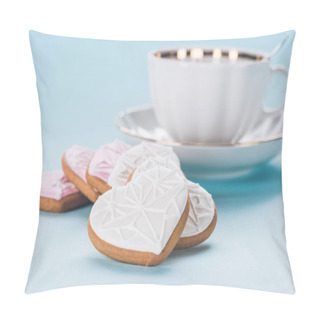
<box><xmin>40</xmin><ymin>140</ymin><xmax>217</xmax><ymax>266</ymax></box>
<box><xmin>40</xmin><ymin>140</ymin><xmax>130</xmax><ymax>211</ymax></box>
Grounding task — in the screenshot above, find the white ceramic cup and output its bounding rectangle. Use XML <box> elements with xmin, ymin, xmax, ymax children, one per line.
<box><xmin>148</xmin><ymin>47</ymin><xmax>288</xmax><ymax>143</ymax></box>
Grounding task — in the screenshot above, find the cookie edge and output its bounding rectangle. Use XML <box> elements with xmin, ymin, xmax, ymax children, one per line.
<box><xmin>175</xmin><ymin>202</ymin><xmax>217</xmax><ymax>249</ymax></box>
<box><xmin>61</xmin><ymin>153</ymin><xmax>100</xmax><ymax>203</ymax></box>
<box><xmin>86</xmin><ymin>158</ymin><xmax>112</xmax><ymax>194</ymax></box>
<box><xmin>39</xmin><ymin>192</ymin><xmax>90</xmax><ymax>213</ymax></box>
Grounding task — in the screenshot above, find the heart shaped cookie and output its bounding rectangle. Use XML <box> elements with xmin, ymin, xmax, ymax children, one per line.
<box><xmin>88</xmin><ymin>166</ymin><xmax>189</xmax><ymax>266</ymax></box>
<box><xmin>130</xmin><ymin>157</ymin><xmax>217</xmax><ymax>249</ymax></box>
<box><xmin>107</xmin><ymin>142</ymin><xmax>180</xmax><ymax>188</ymax></box>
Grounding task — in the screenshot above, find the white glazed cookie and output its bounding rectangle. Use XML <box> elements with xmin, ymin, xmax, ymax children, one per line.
<box><xmin>88</xmin><ymin>166</ymin><xmax>189</xmax><ymax>266</ymax></box>
<box><xmin>130</xmin><ymin>159</ymin><xmax>217</xmax><ymax>249</ymax></box>
<box><xmin>181</xmin><ymin>180</ymin><xmax>216</xmax><ymax>237</ymax></box>
<box><xmin>107</xmin><ymin>142</ymin><xmax>180</xmax><ymax>188</ymax></box>
<box><xmin>175</xmin><ymin>180</ymin><xmax>217</xmax><ymax>249</ymax></box>
<box><xmin>130</xmin><ymin>156</ymin><xmax>183</xmax><ymax>181</ymax></box>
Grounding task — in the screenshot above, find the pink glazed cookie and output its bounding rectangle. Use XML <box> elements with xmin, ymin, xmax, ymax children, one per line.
<box><xmin>62</xmin><ymin>145</ymin><xmax>100</xmax><ymax>202</ymax></box>
<box><xmin>40</xmin><ymin>171</ymin><xmax>90</xmax><ymax>212</ymax></box>
<box><xmin>86</xmin><ymin>140</ymin><xmax>131</xmax><ymax>194</ymax></box>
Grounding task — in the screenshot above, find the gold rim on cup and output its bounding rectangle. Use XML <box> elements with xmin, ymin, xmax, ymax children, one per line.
<box><xmin>154</xmin><ymin>48</ymin><xmax>265</xmax><ymax>62</ymax></box>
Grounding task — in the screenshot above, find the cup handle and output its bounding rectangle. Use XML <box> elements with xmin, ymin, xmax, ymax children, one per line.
<box><xmin>262</xmin><ymin>64</ymin><xmax>288</xmax><ymax>113</ymax></box>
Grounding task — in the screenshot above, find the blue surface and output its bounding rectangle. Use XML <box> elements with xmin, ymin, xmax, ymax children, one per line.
<box><xmin>26</xmin><ymin>30</ymin><xmax>295</xmax><ymax>294</ymax></box>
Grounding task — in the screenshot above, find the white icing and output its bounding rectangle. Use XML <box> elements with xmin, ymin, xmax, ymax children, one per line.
<box><xmin>131</xmin><ymin>156</ymin><xmax>182</xmax><ymax>181</ymax></box>
<box><xmin>90</xmin><ymin>166</ymin><xmax>188</xmax><ymax>254</ymax></box>
<box><xmin>131</xmin><ymin>159</ymin><xmax>215</xmax><ymax>238</ymax></box>
<box><xmin>181</xmin><ymin>180</ymin><xmax>216</xmax><ymax>237</ymax></box>
<box><xmin>107</xmin><ymin>142</ymin><xmax>180</xmax><ymax>187</ymax></box>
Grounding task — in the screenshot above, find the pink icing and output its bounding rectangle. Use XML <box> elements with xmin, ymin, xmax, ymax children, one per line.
<box><xmin>88</xmin><ymin>140</ymin><xmax>131</xmax><ymax>182</ymax></box>
<box><xmin>65</xmin><ymin>145</ymin><xmax>95</xmax><ymax>182</ymax></box>
<box><xmin>40</xmin><ymin>171</ymin><xmax>80</xmax><ymax>200</ymax></box>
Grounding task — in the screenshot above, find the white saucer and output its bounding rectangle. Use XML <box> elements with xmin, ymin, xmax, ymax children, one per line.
<box><xmin>114</xmin><ymin>106</ymin><xmax>282</xmax><ymax>179</ymax></box>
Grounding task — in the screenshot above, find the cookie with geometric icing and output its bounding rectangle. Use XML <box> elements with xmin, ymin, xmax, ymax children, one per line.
<box><xmin>88</xmin><ymin>166</ymin><xmax>190</xmax><ymax>266</ymax></box>
<box><xmin>107</xmin><ymin>142</ymin><xmax>180</xmax><ymax>188</ymax></box>
<box><xmin>128</xmin><ymin>156</ymin><xmax>183</xmax><ymax>182</ymax></box>
<box><xmin>62</xmin><ymin>145</ymin><xmax>100</xmax><ymax>202</ymax></box>
<box><xmin>40</xmin><ymin>171</ymin><xmax>90</xmax><ymax>213</ymax></box>
<box><xmin>129</xmin><ymin>158</ymin><xmax>217</xmax><ymax>249</ymax></box>
<box><xmin>175</xmin><ymin>180</ymin><xmax>217</xmax><ymax>249</ymax></box>
<box><xmin>86</xmin><ymin>140</ymin><xmax>131</xmax><ymax>194</ymax></box>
